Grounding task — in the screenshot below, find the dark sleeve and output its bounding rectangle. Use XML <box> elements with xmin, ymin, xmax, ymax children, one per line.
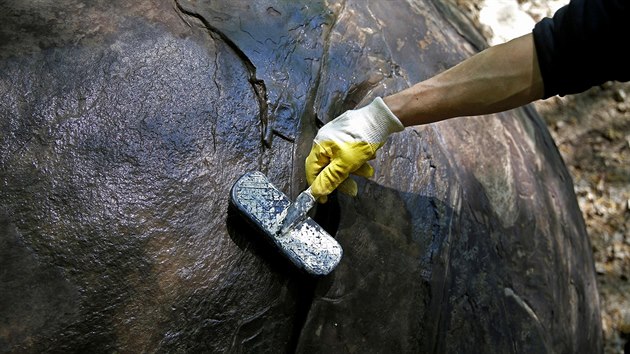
<box><xmin>532</xmin><ymin>0</ymin><xmax>630</xmax><ymax>98</ymax></box>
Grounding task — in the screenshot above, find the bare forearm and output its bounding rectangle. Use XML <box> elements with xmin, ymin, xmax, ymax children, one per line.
<box><xmin>383</xmin><ymin>33</ymin><xmax>544</xmax><ymax>127</ymax></box>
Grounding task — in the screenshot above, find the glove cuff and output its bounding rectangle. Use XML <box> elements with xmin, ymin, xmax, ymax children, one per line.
<box><xmin>362</xmin><ymin>97</ymin><xmax>405</xmax><ymax>143</ymax></box>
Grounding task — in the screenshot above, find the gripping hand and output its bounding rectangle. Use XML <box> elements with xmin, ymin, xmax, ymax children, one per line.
<box><xmin>305</xmin><ymin>97</ymin><xmax>404</xmax><ymax>203</ymax></box>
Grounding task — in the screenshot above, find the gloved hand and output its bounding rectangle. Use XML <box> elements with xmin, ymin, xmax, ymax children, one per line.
<box><xmin>305</xmin><ymin>97</ymin><xmax>404</xmax><ymax>203</ymax></box>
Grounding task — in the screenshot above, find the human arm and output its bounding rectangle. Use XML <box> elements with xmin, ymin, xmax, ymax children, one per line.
<box><xmin>383</xmin><ymin>32</ymin><xmax>544</xmax><ymax>127</ymax></box>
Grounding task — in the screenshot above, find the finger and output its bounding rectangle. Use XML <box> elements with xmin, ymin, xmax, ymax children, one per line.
<box><xmin>351</xmin><ymin>162</ymin><xmax>374</xmax><ymax>178</ymax></box>
<box><xmin>337</xmin><ymin>178</ymin><xmax>358</xmax><ymax>196</ymax></box>
<box><xmin>304</xmin><ymin>143</ymin><xmax>330</xmax><ymax>186</ymax></box>
<box><xmin>310</xmin><ymin>159</ymin><xmax>349</xmax><ymax>200</ymax></box>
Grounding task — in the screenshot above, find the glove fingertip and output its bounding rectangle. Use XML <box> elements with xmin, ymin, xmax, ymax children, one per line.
<box><xmin>337</xmin><ymin>178</ymin><xmax>358</xmax><ymax>197</ymax></box>
<box><xmin>352</xmin><ymin>162</ymin><xmax>375</xmax><ymax>178</ymax></box>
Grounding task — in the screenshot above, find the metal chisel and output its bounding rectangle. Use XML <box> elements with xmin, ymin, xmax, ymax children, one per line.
<box><xmin>277</xmin><ymin>187</ymin><xmax>316</xmax><ymax>236</ymax></box>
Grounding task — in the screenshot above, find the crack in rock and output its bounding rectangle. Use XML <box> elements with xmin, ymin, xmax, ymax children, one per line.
<box><xmin>174</xmin><ymin>0</ymin><xmax>271</xmax><ymax>147</ymax></box>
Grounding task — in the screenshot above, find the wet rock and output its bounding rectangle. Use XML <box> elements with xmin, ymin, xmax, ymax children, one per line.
<box><xmin>0</xmin><ymin>0</ymin><xmax>601</xmax><ymax>353</ymax></box>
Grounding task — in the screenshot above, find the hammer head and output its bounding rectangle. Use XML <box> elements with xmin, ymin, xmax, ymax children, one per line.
<box><xmin>229</xmin><ymin>171</ymin><xmax>343</xmax><ymax>276</ymax></box>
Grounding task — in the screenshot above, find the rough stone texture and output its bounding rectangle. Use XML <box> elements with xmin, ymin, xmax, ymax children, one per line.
<box><xmin>0</xmin><ymin>0</ymin><xmax>601</xmax><ymax>353</ymax></box>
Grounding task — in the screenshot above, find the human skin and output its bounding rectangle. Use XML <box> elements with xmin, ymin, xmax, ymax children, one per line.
<box><xmin>383</xmin><ymin>33</ymin><xmax>545</xmax><ymax>127</ymax></box>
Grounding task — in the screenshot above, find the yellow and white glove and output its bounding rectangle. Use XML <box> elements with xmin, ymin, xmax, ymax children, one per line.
<box><xmin>305</xmin><ymin>97</ymin><xmax>404</xmax><ymax>203</ymax></box>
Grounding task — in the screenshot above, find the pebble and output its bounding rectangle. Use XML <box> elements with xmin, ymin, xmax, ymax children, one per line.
<box><xmin>609</xmin><ymin>107</ymin><xmax>619</xmax><ymax>118</ymax></box>
<box><xmin>613</xmin><ymin>244</ymin><xmax>628</xmax><ymax>260</ymax></box>
<box><xmin>555</xmin><ymin>120</ymin><xmax>566</xmax><ymax>130</ymax></box>
<box><xmin>595</xmin><ymin>261</ymin><xmax>606</xmax><ymax>274</ymax></box>
<box><xmin>613</xmin><ymin>89</ymin><xmax>627</xmax><ymax>103</ymax></box>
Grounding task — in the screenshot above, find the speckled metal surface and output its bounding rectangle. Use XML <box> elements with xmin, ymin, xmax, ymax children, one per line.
<box><xmin>230</xmin><ymin>171</ymin><xmax>342</xmax><ymax>276</ymax></box>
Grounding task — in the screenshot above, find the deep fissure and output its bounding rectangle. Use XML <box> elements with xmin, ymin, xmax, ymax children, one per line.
<box><xmin>174</xmin><ymin>0</ymin><xmax>270</xmax><ymax>148</ymax></box>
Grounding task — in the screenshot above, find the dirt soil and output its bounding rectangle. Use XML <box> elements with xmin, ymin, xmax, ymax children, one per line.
<box><xmin>452</xmin><ymin>0</ymin><xmax>630</xmax><ymax>352</ymax></box>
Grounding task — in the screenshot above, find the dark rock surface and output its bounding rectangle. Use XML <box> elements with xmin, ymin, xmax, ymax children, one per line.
<box><xmin>0</xmin><ymin>0</ymin><xmax>601</xmax><ymax>353</ymax></box>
